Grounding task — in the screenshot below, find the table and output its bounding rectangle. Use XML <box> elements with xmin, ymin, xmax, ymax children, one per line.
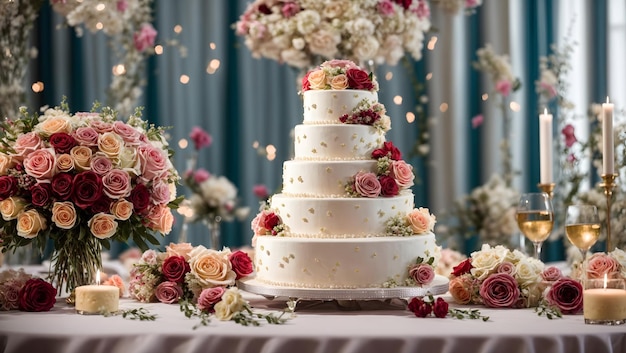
<box><xmin>1</xmin><ymin>292</ymin><xmax>625</xmax><ymax>353</ymax></box>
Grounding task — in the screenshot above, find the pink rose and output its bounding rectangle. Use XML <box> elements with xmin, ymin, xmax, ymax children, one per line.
<box><xmin>166</xmin><ymin>243</ymin><xmax>193</xmax><ymax>260</ymax></box>
<box><xmin>561</xmin><ymin>124</ymin><xmax>577</xmax><ymax>148</ymax></box>
<box><xmin>281</xmin><ymin>2</ymin><xmax>300</xmax><ymax>17</ymax></box>
<box><xmin>229</xmin><ymin>250</ymin><xmax>253</xmax><ymax>280</ymax></box>
<box><xmin>90</xmin><ymin>120</ymin><xmax>113</xmax><ymax>133</ymax></box>
<box><xmin>545</xmin><ymin>278</ymin><xmax>583</xmax><ymax>314</ymax></box>
<box><xmin>479</xmin><ymin>273</ymin><xmax>520</xmax><ymax>308</ymax></box>
<box><xmin>161</xmin><ymin>255</ymin><xmax>190</xmax><ymax>283</ymax></box>
<box><xmin>541</xmin><ymin>266</ymin><xmax>563</xmax><ymax>282</ymax></box>
<box><xmin>496</xmin><ymin>261</ymin><xmax>516</xmax><ymax>276</ymax></box>
<box><xmin>353</xmin><ymin>171</ymin><xmax>381</xmax><ymax>198</ymax></box>
<box><xmin>253</xmin><ymin>184</ymin><xmax>269</xmax><ymax>199</ymax></box>
<box><xmin>134</xmin><ymin>23</ymin><xmax>157</xmax><ymax>52</ymax></box>
<box><xmin>301</xmin><ymin>71</ymin><xmax>311</xmax><ymax>91</ymax></box>
<box><xmin>471</xmin><ymin>114</ymin><xmax>484</xmax><ymax>128</ymax></box>
<box><xmin>23</xmin><ymin>148</ymin><xmax>56</xmax><ymax>180</ymax></box>
<box><xmin>432</xmin><ymin>297</ymin><xmax>449</xmax><ymax>318</ymax></box>
<box><xmin>154</xmin><ymin>281</ymin><xmax>182</xmax><ymax>304</ymax></box>
<box><xmin>407</xmin><ymin>297</ymin><xmax>431</xmax><ymax>318</ymax></box>
<box><xmin>194</xmin><ymin>169</ymin><xmax>210</xmax><ymax>183</ymax></box>
<box><xmin>12</xmin><ymin>132</ymin><xmax>43</xmax><ymax>160</ymax></box>
<box><xmin>145</xmin><ymin>204</ymin><xmax>174</xmax><ymax>234</ymax></box>
<box><xmin>587</xmin><ymin>253</ymin><xmax>621</xmax><ymax>279</ymax></box>
<box><xmin>102</xmin><ymin>169</ymin><xmax>131</xmax><ymax>199</ymax></box>
<box><xmin>137</xmin><ymin>145</ymin><xmax>168</xmax><ymax>182</ymax></box>
<box><xmin>409</xmin><ymin>263</ymin><xmax>435</xmax><ymax>286</ymax></box>
<box><xmin>116</xmin><ymin>0</ymin><xmax>127</xmax><ymax>12</ymax></box>
<box><xmin>197</xmin><ymin>286</ymin><xmax>225</xmax><ymax>312</ymax></box>
<box><xmin>90</xmin><ymin>154</ymin><xmax>113</xmax><ymax>175</ymax></box>
<box><xmin>414</xmin><ymin>0</ymin><xmax>431</xmax><ymax>19</ymax></box>
<box><xmin>0</xmin><ymin>283</ymin><xmax>21</xmax><ymax>310</ymax></box>
<box><xmin>189</xmin><ymin>126</ymin><xmax>212</xmax><ymax>150</ymax></box>
<box><xmin>495</xmin><ymin>79</ymin><xmax>512</xmax><ymax>97</ymax></box>
<box><xmin>379</xmin><ymin>175</ymin><xmax>399</xmax><ymax>196</ymax></box>
<box><xmin>150</xmin><ymin>180</ymin><xmax>171</xmax><ymax>205</ymax></box>
<box><xmin>346</xmin><ymin>68</ymin><xmax>374</xmax><ymax>90</ymax></box>
<box><xmin>449</xmin><ymin>275</ymin><xmax>474</xmax><ymax>305</ymax></box>
<box><xmin>389</xmin><ymin>160</ymin><xmax>414</xmax><ymax>189</ymax></box>
<box><xmin>325</xmin><ymin>60</ymin><xmax>358</xmax><ymax>70</ymax></box>
<box><xmin>378</xmin><ymin>0</ymin><xmax>395</xmax><ymax>15</ymax></box>
<box><xmin>112</xmin><ymin>121</ymin><xmax>142</xmax><ymax>145</ymax></box>
<box><xmin>73</xmin><ymin>127</ymin><xmax>99</xmax><ymax>147</ymax></box>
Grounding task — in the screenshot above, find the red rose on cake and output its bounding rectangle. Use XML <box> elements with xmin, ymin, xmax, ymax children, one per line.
<box><xmin>251</xmin><ymin>209</ymin><xmax>284</xmax><ymax>236</ymax></box>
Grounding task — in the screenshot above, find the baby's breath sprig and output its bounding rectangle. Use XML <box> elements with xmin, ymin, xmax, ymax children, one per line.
<box><xmin>448</xmin><ymin>307</ymin><xmax>490</xmax><ymax>321</ymax></box>
<box><xmin>179</xmin><ymin>299</ymin><xmax>212</xmax><ymax>330</ymax></box>
<box><xmin>535</xmin><ymin>301</ymin><xmax>563</xmax><ymax>320</ymax></box>
<box><xmin>231</xmin><ymin>304</ymin><xmax>288</xmax><ymax>327</ymax></box>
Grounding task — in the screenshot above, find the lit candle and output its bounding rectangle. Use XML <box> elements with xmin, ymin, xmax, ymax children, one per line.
<box><xmin>583</xmin><ymin>275</ymin><xmax>626</xmax><ymax>323</ymax></box>
<box><xmin>539</xmin><ymin>108</ymin><xmax>553</xmax><ymax>183</ymax></box>
<box><xmin>75</xmin><ymin>270</ymin><xmax>119</xmax><ymax>315</ymax></box>
<box><xmin>602</xmin><ymin>97</ymin><xmax>614</xmax><ymax>175</ymax></box>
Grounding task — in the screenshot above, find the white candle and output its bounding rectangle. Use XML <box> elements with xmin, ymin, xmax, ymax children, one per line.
<box><xmin>602</xmin><ymin>97</ymin><xmax>614</xmax><ymax>174</ymax></box>
<box><xmin>75</xmin><ymin>270</ymin><xmax>119</xmax><ymax>314</ymax></box>
<box><xmin>583</xmin><ymin>288</ymin><xmax>626</xmax><ymax>321</ymax></box>
<box><xmin>539</xmin><ymin>108</ymin><xmax>553</xmax><ymax>183</ymax></box>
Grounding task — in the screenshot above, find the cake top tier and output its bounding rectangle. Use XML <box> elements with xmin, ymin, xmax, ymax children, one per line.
<box><xmin>301</xmin><ymin>60</ymin><xmax>378</xmax><ymax>92</ymax></box>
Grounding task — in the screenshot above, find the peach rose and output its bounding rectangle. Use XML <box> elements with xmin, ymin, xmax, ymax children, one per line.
<box><xmin>103</xmin><ymin>274</ymin><xmax>126</xmax><ymax>298</ymax></box>
<box><xmin>12</xmin><ymin>132</ymin><xmax>43</xmax><ymax>161</ymax></box>
<box><xmin>166</xmin><ymin>242</ymin><xmax>193</xmax><ymax>260</ymax></box>
<box><xmin>188</xmin><ymin>246</ymin><xmax>236</xmax><ymax>288</ymax></box>
<box><xmin>110</xmin><ymin>199</ymin><xmax>133</xmax><ymax>220</ymax></box>
<box><xmin>587</xmin><ymin>253</ymin><xmax>621</xmax><ymax>279</ymax></box>
<box><xmin>390</xmin><ymin>160</ymin><xmax>415</xmax><ymax>189</ymax></box>
<box><xmin>0</xmin><ymin>197</ymin><xmax>26</xmax><ymax>221</ymax></box>
<box><xmin>37</xmin><ymin>117</ymin><xmax>72</xmax><ymax>136</ymax></box>
<box><xmin>88</xmin><ymin>213</ymin><xmax>118</xmax><ymax>239</ymax></box>
<box><xmin>145</xmin><ymin>204</ymin><xmax>174</xmax><ymax>234</ymax></box>
<box><xmin>213</xmin><ymin>287</ymin><xmax>246</xmax><ymax>321</ymax></box>
<box><xmin>23</xmin><ymin>148</ymin><xmax>56</xmax><ymax>180</ymax></box>
<box><xmin>329</xmin><ymin>74</ymin><xmax>348</xmax><ymax>90</ymax></box>
<box><xmin>307</xmin><ymin>69</ymin><xmax>327</xmax><ymax>90</ymax></box>
<box><xmin>98</xmin><ymin>132</ymin><xmax>123</xmax><ymax>160</ymax></box>
<box><xmin>51</xmin><ymin>201</ymin><xmax>77</xmax><ymax>229</ymax></box>
<box><xmin>407</xmin><ymin>207</ymin><xmax>436</xmax><ymax>234</ymax></box>
<box><xmin>16</xmin><ymin>209</ymin><xmax>47</xmax><ymax>239</ymax></box>
<box><xmin>449</xmin><ymin>275</ymin><xmax>475</xmax><ymax>305</ymax></box>
<box><xmin>55</xmin><ymin>153</ymin><xmax>75</xmax><ymax>173</ymax></box>
<box><xmin>0</xmin><ymin>154</ymin><xmax>15</xmax><ymax>175</ymax></box>
<box><xmin>70</xmin><ymin>145</ymin><xmax>92</xmax><ymax>171</ymax></box>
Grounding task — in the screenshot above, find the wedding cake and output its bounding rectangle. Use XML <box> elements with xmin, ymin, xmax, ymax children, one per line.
<box><xmin>250</xmin><ymin>60</ymin><xmax>441</xmax><ymax>289</ymax></box>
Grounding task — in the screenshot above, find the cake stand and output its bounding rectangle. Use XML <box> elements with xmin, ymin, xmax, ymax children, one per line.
<box><xmin>237</xmin><ymin>275</ymin><xmax>449</xmax><ymax>311</ymax></box>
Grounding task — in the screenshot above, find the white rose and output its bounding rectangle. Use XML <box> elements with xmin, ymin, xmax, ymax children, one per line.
<box><xmin>306</xmin><ymin>28</ymin><xmax>340</xmax><ymax>58</ymax></box>
<box><xmin>214</xmin><ymin>287</ymin><xmax>246</xmax><ymax>321</ymax></box>
<box><xmin>200</xmin><ymin>176</ymin><xmax>237</xmax><ymax>207</ymax></box>
<box><xmin>292</xmin><ymin>37</ymin><xmax>305</xmax><ymax>50</ymax></box>
<box><xmin>469</xmin><ymin>244</ymin><xmax>508</xmax><ymax>280</ymax></box>
<box><xmin>515</xmin><ymin>257</ymin><xmax>544</xmax><ymax>288</ymax></box>
<box><xmin>295</xmin><ymin>10</ymin><xmax>320</xmax><ymax>35</ymax></box>
<box><xmin>352</xmin><ymin>36</ymin><xmax>379</xmax><ymax>62</ymax></box>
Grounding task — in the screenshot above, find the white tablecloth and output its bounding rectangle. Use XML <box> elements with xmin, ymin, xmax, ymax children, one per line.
<box><xmin>1</xmin><ymin>291</ymin><xmax>625</xmax><ymax>353</ymax></box>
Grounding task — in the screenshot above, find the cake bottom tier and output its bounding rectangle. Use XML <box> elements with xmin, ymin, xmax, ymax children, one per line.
<box><xmin>253</xmin><ymin>234</ymin><xmax>440</xmax><ymax>289</ymax></box>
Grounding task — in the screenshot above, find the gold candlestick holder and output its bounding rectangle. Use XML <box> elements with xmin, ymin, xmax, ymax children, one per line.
<box><xmin>537</xmin><ymin>183</ymin><xmax>555</xmax><ymax>199</ymax></box>
<box><xmin>599</xmin><ymin>174</ymin><xmax>617</xmax><ymax>252</ymax></box>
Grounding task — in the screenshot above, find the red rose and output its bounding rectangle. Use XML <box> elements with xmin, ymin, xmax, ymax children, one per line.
<box><xmin>229</xmin><ymin>250</ymin><xmax>253</xmax><ymax>279</ymax></box>
<box><xmin>71</xmin><ymin>171</ymin><xmax>104</xmax><ymax>209</ymax></box>
<box><xmin>261</xmin><ymin>212</ymin><xmax>281</xmax><ymax>231</ymax></box>
<box><xmin>545</xmin><ymin>278</ymin><xmax>583</xmax><ymax>314</ymax></box>
<box><xmin>451</xmin><ymin>258</ymin><xmax>473</xmax><ymax>277</ymax></box>
<box><xmin>90</xmin><ymin>195</ymin><xmax>113</xmax><ymax>214</ymax></box>
<box><xmin>162</xmin><ymin>255</ymin><xmax>190</xmax><ymax>283</ymax></box>
<box><xmin>18</xmin><ymin>278</ymin><xmax>57</xmax><ymax>312</ymax></box>
<box><xmin>0</xmin><ymin>175</ymin><xmax>19</xmax><ymax>200</ymax></box>
<box><xmin>379</xmin><ymin>175</ymin><xmax>399</xmax><ymax>196</ymax></box>
<box><xmin>301</xmin><ymin>71</ymin><xmax>311</xmax><ymax>91</ymax></box>
<box><xmin>51</xmin><ymin>173</ymin><xmax>74</xmax><ymax>200</ymax></box>
<box><xmin>371</xmin><ymin>141</ymin><xmax>402</xmax><ymax>160</ymax></box>
<box><xmin>129</xmin><ymin>183</ymin><xmax>151</xmax><ymax>213</ymax></box>
<box><xmin>479</xmin><ymin>273</ymin><xmax>520</xmax><ymax>308</ymax></box>
<box><xmin>393</xmin><ymin>0</ymin><xmax>412</xmax><ymax>10</ymax></box>
<box><xmin>49</xmin><ymin>132</ymin><xmax>78</xmax><ymax>154</ymax></box>
<box><xmin>407</xmin><ymin>297</ymin><xmax>431</xmax><ymax>318</ymax></box>
<box><xmin>346</xmin><ymin>68</ymin><xmax>374</xmax><ymax>90</ymax></box>
<box><xmin>30</xmin><ymin>183</ymin><xmax>52</xmax><ymax>207</ymax></box>
<box><xmin>432</xmin><ymin>297</ymin><xmax>449</xmax><ymax>318</ymax></box>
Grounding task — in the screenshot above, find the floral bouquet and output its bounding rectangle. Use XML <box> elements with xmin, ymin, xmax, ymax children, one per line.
<box><xmin>0</xmin><ymin>102</ymin><xmax>181</xmax><ymax>293</ymax></box>
<box><xmin>301</xmin><ymin>60</ymin><xmax>379</xmax><ymax>92</ymax></box>
<box><xmin>235</xmin><ymin>0</ymin><xmax>432</xmax><ymax>69</ymax></box>
<box><xmin>0</xmin><ymin>268</ymin><xmax>56</xmax><ymax>312</ymax></box>
<box><xmin>569</xmin><ymin>248</ymin><xmax>626</xmax><ymax>282</ymax></box>
<box><xmin>129</xmin><ymin>243</ymin><xmax>286</xmax><ymax>326</ymax></box>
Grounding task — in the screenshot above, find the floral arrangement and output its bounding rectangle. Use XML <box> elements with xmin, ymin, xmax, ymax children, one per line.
<box><xmin>251</xmin><ymin>207</ymin><xmax>287</xmax><ymax>237</ymax></box>
<box><xmin>0</xmin><ymin>102</ymin><xmax>181</xmax><ymax>292</ymax></box>
<box><xmin>0</xmin><ymin>268</ymin><xmax>56</xmax><ymax>312</ymax></box>
<box><xmin>0</xmin><ymin>0</ymin><xmax>44</xmax><ymax>120</ymax></box>
<box><xmin>385</xmin><ymin>207</ymin><xmax>436</xmax><ymax>237</ymax></box>
<box><xmin>569</xmin><ymin>248</ymin><xmax>626</xmax><ymax>282</ymax></box>
<box><xmin>51</xmin><ymin>0</ymin><xmax>160</xmax><ymax>117</ymax></box>
<box><xmin>235</xmin><ymin>0</ymin><xmax>432</xmax><ymax>70</ymax></box>
<box><xmin>339</xmin><ymin>99</ymin><xmax>391</xmax><ymax>133</ymax></box>
<box><xmin>301</xmin><ymin>60</ymin><xmax>378</xmax><ymax>92</ymax></box>
<box><xmin>182</xmin><ymin>126</ymin><xmax>249</xmax><ymax>225</ymax></box>
<box><xmin>383</xmin><ymin>255</ymin><xmax>436</xmax><ymax>288</ymax></box>
<box><xmin>440</xmin><ymin>174</ymin><xmax>519</xmax><ymax>248</ymax></box>
<box><xmin>129</xmin><ymin>243</ymin><xmax>286</xmax><ymax>326</ymax></box>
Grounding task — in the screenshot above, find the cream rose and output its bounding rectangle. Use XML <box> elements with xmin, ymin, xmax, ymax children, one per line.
<box><xmin>51</xmin><ymin>201</ymin><xmax>77</xmax><ymax>229</ymax></box>
<box><xmin>36</xmin><ymin>116</ymin><xmax>72</xmax><ymax>136</ymax></box>
<box><xmin>16</xmin><ymin>209</ymin><xmax>47</xmax><ymax>239</ymax></box>
<box><xmin>469</xmin><ymin>244</ymin><xmax>509</xmax><ymax>280</ymax></box>
<box><xmin>166</xmin><ymin>242</ymin><xmax>193</xmax><ymax>260</ymax></box>
<box><xmin>213</xmin><ymin>287</ymin><xmax>246</xmax><ymax>321</ymax></box>
<box><xmin>110</xmin><ymin>199</ymin><xmax>133</xmax><ymax>220</ymax></box>
<box><xmin>306</xmin><ymin>28</ymin><xmax>340</xmax><ymax>58</ymax></box>
<box><xmin>406</xmin><ymin>207</ymin><xmax>435</xmax><ymax>234</ymax></box>
<box><xmin>70</xmin><ymin>145</ymin><xmax>92</xmax><ymax>171</ymax></box>
<box><xmin>98</xmin><ymin>132</ymin><xmax>123</xmax><ymax>160</ymax></box>
<box><xmin>0</xmin><ymin>197</ymin><xmax>26</xmax><ymax>221</ymax></box>
<box><xmin>88</xmin><ymin>213</ymin><xmax>118</xmax><ymax>239</ymax></box>
<box><xmin>307</xmin><ymin>69</ymin><xmax>327</xmax><ymax>90</ymax></box>
<box><xmin>0</xmin><ymin>154</ymin><xmax>15</xmax><ymax>175</ymax></box>
<box><xmin>188</xmin><ymin>246</ymin><xmax>236</xmax><ymax>288</ymax></box>
<box><xmin>329</xmin><ymin>74</ymin><xmax>348</xmax><ymax>90</ymax></box>
<box><xmin>609</xmin><ymin>249</ymin><xmax>626</xmax><ymax>278</ymax></box>
<box><xmin>514</xmin><ymin>257</ymin><xmax>544</xmax><ymax>288</ymax></box>
<box><xmin>55</xmin><ymin>153</ymin><xmax>75</xmax><ymax>173</ymax></box>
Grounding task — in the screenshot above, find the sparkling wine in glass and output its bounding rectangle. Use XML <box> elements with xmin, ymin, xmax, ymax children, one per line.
<box><xmin>565</xmin><ymin>205</ymin><xmax>600</xmax><ymax>281</ymax></box>
<box><xmin>515</xmin><ymin>192</ymin><xmax>554</xmax><ymax>260</ymax></box>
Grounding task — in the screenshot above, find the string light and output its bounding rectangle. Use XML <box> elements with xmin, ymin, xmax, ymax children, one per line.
<box><xmin>439</xmin><ymin>103</ymin><xmax>449</xmax><ymax>112</ymax></box>
<box><xmin>206</xmin><ymin>59</ymin><xmax>221</xmax><ymax>74</ymax></box>
<box><xmin>482</xmin><ymin>93</ymin><xmax>489</xmax><ymax>101</ymax></box>
<box><xmin>425</xmin><ymin>73</ymin><xmax>433</xmax><ymax>80</ymax></box>
<box><xmin>385</xmin><ymin>72</ymin><xmax>393</xmax><ymax>81</ymax></box>
<box><xmin>393</xmin><ymin>95</ymin><xmax>403</xmax><ymax>105</ymax></box>
<box><xmin>509</xmin><ymin>101</ymin><xmax>521</xmax><ymax>112</ymax></box>
<box><xmin>154</xmin><ymin>45</ymin><xmax>163</xmax><ymax>55</ymax></box>
<box><xmin>252</xmin><ymin>141</ymin><xmax>259</xmax><ymax>149</ymax></box>
<box><xmin>174</xmin><ymin>25</ymin><xmax>183</xmax><ymax>34</ymax></box>
<box><xmin>95</xmin><ymin>22</ymin><xmax>103</xmax><ymax>30</ymax></box>
<box><xmin>406</xmin><ymin>112</ymin><xmax>415</xmax><ymax>123</ymax></box>
<box><xmin>112</xmin><ymin>64</ymin><xmax>126</xmax><ymax>76</ymax></box>
<box><xmin>178</xmin><ymin>139</ymin><xmax>188</xmax><ymax>149</ymax></box>
<box><xmin>427</xmin><ymin>36</ymin><xmax>438</xmax><ymax>50</ymax></box>
<box><xmin>31</xmin><ymin>81</ymin><xmax>44</xmax><ymax>93</ymax></box>
<box><xmin>209</xmin><ymin>42</ymin><xmax>216</xmax><ymax>50</ymax></box>
<box><xmin>179</xmin><ymin>75</ymin><xmax>190</xmax><ymax>84</ymax></box>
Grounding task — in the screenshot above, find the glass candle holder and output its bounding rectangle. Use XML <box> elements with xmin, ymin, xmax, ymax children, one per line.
<box><xmin>583</xmin><ymin>277</ymin><xmax>626</xmax><ymax>325</ymax></box>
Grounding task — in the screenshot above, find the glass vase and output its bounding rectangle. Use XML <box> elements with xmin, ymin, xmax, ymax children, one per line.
<box><xmin>50</xmin><ymin>234</ymin><xmax>102</xmax><ymax>302</ymax></box>
<box><xmin>204</xmin><ymin>216</ymin><xmax>222</xmax><ymax>250</ymax></box>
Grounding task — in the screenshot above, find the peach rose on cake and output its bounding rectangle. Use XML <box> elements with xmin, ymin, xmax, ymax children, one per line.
<box><xmin>88</xmin><ymin>213</ymin><xmax>118</xmax><ymax>239</ymax></box>
<box><xmin>51</xmin><ymin>201</ymin><xmax>78</xmax><ymax>229</ymax></box>
<box><xmin>188</xmin><ymin>246</ymin><xmax>236</xmax><ymax>288</ymax></box>
<box><xmin>0</xmin><ymin>197</ymin><xmax>26</xmax><ymax>221</ymax></box>
<box><xmin>406</xmin><ymin>207</ymin><xmax>436</xmax><ymax>234</ymax></box>
<box><xmin>16</xmin><ymin>209</ymin><xmax>47</xmax><ymax>239</ymax></box>
<box><xmin>329</xmin><ymin>74</ymin><xmax>349</xmax><ymax>90</ymax></box>
<box><xmin>307</xmin><ymin>69</ymin><xmax>327</xmax><ymax>90</ymax></box>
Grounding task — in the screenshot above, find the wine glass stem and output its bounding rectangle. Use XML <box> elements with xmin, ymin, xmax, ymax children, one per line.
<box><xmin>533</xmin><ymin>242</ymin><xmax>542</xmax><ymax>260</ymax></box>
<box><xmin>580</xmin><ymin>249</ymin><xmax>586</xmax><ymax>282</ymax></box>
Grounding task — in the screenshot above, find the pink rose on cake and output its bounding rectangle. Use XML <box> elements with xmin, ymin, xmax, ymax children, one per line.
<box><xmin>353</xmin><ymin>171</ymin><xmax>381</xmax><ymax>198</ymax></box>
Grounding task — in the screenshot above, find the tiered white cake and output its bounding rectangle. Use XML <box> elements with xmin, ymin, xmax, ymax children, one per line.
<box><xmin>251</xmin><ymin>60</ymin><xmax>440</xmax><ymax>289</ymax></box>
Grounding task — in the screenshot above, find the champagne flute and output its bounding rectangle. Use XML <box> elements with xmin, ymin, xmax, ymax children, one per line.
<box><xmin>565</xmin><ymin>205</ymin><xmax>600</xmax><ymax>281</ymax></box>
<box><xmin>515</xmin><ymin>192</ymin><xmax>554</xmax><ymax>260</ymax></box>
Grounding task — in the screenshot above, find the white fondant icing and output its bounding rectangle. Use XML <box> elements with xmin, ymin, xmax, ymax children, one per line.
<box><xmin>282</xmin><ymin>160</ymin><xmax>377</xmax><ymax>197</ymax></box>
<box><xmin>294</xmin><ymin>124</ymin><xmax>384</xmax><ymax>160</ymax></box>
<box><xmin>303</xmin><ymin>90</ymin><xmax>378</xmax><ymax>123</ymax></box>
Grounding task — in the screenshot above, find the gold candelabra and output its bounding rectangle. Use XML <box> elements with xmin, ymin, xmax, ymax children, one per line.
<box><xmin>537</xmin><ymin>183</ymin><xmax>555</xmax><ymax>199</ymax></box>
<box><xmin>599</xmin><ymin>174</ymin><xmax>617</xmax><ymax>252</ymax></box>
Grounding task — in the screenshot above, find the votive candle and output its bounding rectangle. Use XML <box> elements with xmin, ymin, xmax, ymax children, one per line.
<box><xmin>602</xmin><ymin>97</ymin><xmax>614</xmax><ymax>175</ymax></box>
<box><xmin>539</xmin><ymin>108</ymin><xmax>553</xmax><ymax>183</ymax></box>
<box><xmin>75</xmin><ymin>270</ymin><xmax>119</xmax><ymax>315</ymax></box>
